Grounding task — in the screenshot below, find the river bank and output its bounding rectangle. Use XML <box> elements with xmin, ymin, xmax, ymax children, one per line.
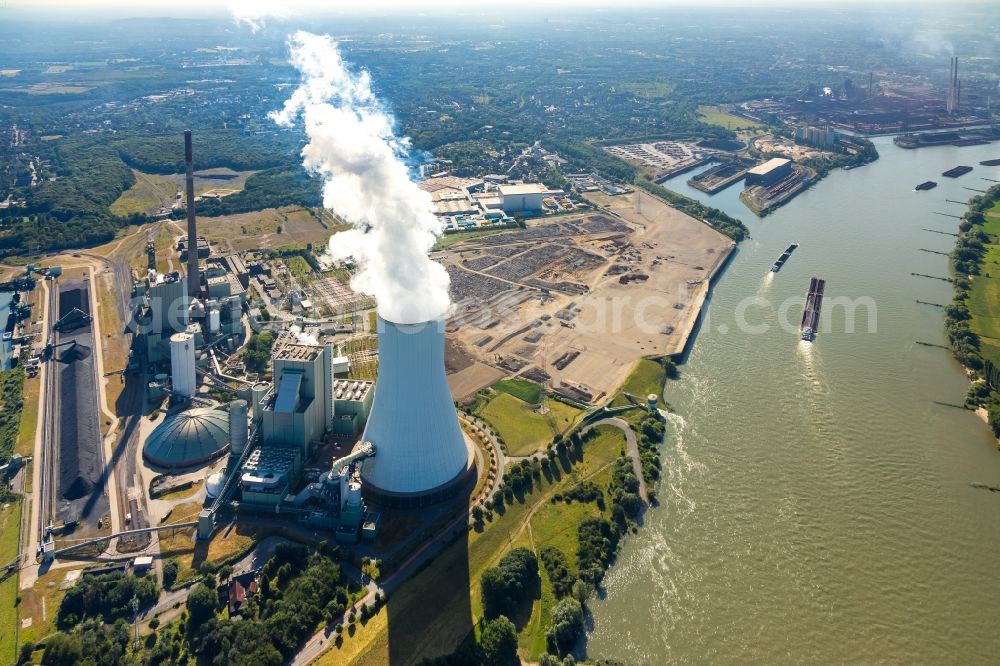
<box><xmin>943</xmin><ymin>182</ymin><xmax>1000</xmax><ymax>440</ymax></box>
<box><xmin>586</xmin><ymin>136</ymin><xmax>1000</xmax><ymax>662</ymax></box>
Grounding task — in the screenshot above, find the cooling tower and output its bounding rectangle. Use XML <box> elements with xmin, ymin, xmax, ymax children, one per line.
<box><xmin>360</xmin><ymin>317</ymin><xmax>474</xmax><ymax>507</ymax></box>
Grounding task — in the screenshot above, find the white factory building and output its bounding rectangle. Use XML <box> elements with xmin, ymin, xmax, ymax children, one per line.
<box><xmin>498</xmin><ymin>183</ymin><xmax>550</xmax><ymax>214</ymax></box>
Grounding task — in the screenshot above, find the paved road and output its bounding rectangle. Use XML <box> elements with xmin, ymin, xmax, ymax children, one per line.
<box><xmin>585</xmin><ymin>417</ymin><xmax>648</xmax><ymax>504</ymax></box>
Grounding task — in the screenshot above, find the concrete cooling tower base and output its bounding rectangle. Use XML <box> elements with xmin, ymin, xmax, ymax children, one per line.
<box><xmin>362</xmin><ymin>434</ymin><xmax>477</xmax><ymax>509</ymax></box>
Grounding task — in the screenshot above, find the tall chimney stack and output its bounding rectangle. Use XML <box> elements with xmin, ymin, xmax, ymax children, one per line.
<box><xmin>184</xmin><ymin>130</ymin><xmax>200</xmax><ymax>298</ymax></box>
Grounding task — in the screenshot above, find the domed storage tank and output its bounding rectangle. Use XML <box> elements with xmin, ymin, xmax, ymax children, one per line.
<box><xmin>144</xmin><ymin>407</ymin><xmax>230</xmax><ymax>468</ymax></box>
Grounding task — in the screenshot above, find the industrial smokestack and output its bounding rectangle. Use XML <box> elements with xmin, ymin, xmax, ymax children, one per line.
<box><xmin>184</xmin><ymin>130</ymin><xmax>200</xmax><ymax>298</ymax></box>
<box><xmin>360</xmin><ymin>317</ymin><xmax>473</xmax><ymax>507</ymax></box>
<box><xmin>947</xmin><ymin>56</ymin><xmax>959</xmax><ymax>115</ymax></box>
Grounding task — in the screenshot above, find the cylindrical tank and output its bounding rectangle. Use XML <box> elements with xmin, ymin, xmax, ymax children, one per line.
<box><xmin>251</xmin><ymin>382</ymin><xmax>269</xmax><ymax>422</ymax></box>
<box><xmin>360</xmin><ymin>318</ymin><xmax>472</xmax><ymax>505</ymax></box>
<box><xmin>208</xmin><ymin>308</ymin><xmax>220</xmax><ymax>334</ymax></box>
<box><xmin>229</xmin><ymin>399</ymin><xmax>249</xmax><ymax>454</ymax></box>
<box><xmin>169</xmin><ymin>332</ymin><xmax>197</xmax><ymax>398</ymax></box>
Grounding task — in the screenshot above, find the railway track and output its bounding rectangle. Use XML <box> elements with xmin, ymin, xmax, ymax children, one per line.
<box><xmin>38</xmin><ymin>279</ymin><xmax>59</xmax><ymax>544</ymax></box>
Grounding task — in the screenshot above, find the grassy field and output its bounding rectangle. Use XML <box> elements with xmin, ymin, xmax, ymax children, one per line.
<box><xmin>198</xmin><ymin>206</ymin><xmax>330</xmax><ymax>253</ymax></box>
<box><xmin>284</xmin><ymin>254</ymin><xmax>313</xmax><ymax>278</ymax></box>
<box><xmin>18</xmin><ymin>564</ymin><xmax>90</xmax><ymax>648</ymax></box>
<box><xmin>616</xmin><ymin>358</ymin><xmax>667</xmax><ymax>405</ymax></box>
<box><xmin>157</xmin><ymin>479</ymin><xmax>203</xmax><ymax>502</ymax></box>
<box><xmin>492</xmin><ymin>379</ymin><xmax>543</xmax><ymax>405</ymax></box>
<box><xmin>969</xmin><ymin>201</ymin><xmax>1000</xmax><ymax>365</ymax></box>
<box><xmin>110</xmin><ymin>168</ymin><xmax>258</xmax><ymax>217</ymax></box>
<box><xmin>0</xmin><ymin>574</ymin><xmax>17</xmax><ymax>665</ymax></box>
<box><xmin>110</xmin><ymin>170</ymin><xmax>178</xmax><ymax>216</ymax></box>
<box><xmin>0</xmin><ymin>500</ymin><xmax>22</xmax><ymax>665</ymax></box>
<box><xmin>159</xmin><ymin>504</ymin><xmax>262</xmax><ymax>588</ymax></box>
<box><xmin>328</xmin><ymin>424</ymin><xmax>626</xmax><ymax>664</ymax></box>
<box><xmin>478</xmin><ymin>393</ymin><xmax>583</xmax><ymax>456</ymax></box>
<box><xmin>697</xmin><ymin>105</ymin><xmax>764</xmax><ymax>130</ymax></box>
<box><xmin>17</xmin><ymin>370</ymin><xmax>40</xmax><ymax>458</ymax></box>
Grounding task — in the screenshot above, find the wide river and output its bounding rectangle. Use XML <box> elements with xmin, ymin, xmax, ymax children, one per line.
<box><xmin>587</xmin><ymin>137</ymin><xmax>1000</xmax><ymax>663</ymax></box>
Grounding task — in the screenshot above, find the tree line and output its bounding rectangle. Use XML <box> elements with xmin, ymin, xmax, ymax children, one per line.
<box><xmin>946</xmin><ymin>184</ymin><xmax>1000</xmax><ymax>436</ymax></box>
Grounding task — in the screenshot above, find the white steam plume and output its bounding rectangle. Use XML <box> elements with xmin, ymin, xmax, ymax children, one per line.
<box><xmin>270</xmin><ymin>31</ymin><xmax>451</xmax><ymax>325</ymax></box>
<box><xmin>229</xmin><ymin>0</ymin><xmax>290</xmax><ymax>33</ymax></box>
<box><xmin>289</xmin><ymin>324</ymin><xmax>319</xmax><ymax>346</ymax></box>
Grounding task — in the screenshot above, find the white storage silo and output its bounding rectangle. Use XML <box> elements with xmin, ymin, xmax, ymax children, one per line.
<box><xmin>360</xmin><ymin>317</ymin><xmax>473</xmax><ymax>507</ymax></box>
<box><xmin>229</xmin><ymin>399</ymin><xmax>249</xmax><ymax>454</ymax></box>
<box><xmin>170</xmin><ymin>332</ymin><xmax>196</xmax><ymax>398</ymax></box>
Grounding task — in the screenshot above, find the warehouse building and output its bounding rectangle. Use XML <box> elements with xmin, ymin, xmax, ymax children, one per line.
<box><xmin>745</xmin><ymin>158</ymin><xmax>792</xmax><ymax>187</ymax></box>
<box><xmin>498</xmin><ymin>183</ymin><xmax>549</xmax><ymax>214</ymax></box>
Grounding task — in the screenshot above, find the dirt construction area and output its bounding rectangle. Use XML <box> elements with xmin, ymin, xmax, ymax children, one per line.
<box><xmin>441</xmin><ymin>190</ymin><xmax>734</xmax><ymax>403</ymax></box>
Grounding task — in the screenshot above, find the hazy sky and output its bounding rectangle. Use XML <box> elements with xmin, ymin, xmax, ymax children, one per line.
<box><xmin>3</xmin><ymin>0</ymin><xmax>989</xmax><ymax>17</ymax></box>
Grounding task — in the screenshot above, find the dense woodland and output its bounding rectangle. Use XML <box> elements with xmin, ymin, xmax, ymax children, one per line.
<box><xmin>39</xmin><ymin>545</ymin><xmax>359</xmax><ymax>666</ymax></box>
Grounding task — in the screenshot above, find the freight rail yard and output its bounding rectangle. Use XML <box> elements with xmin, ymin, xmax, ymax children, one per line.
<box><xmin>440</xmin><ymin>190</ymin><xmax>735</xmax><ymax>404</ymax></box>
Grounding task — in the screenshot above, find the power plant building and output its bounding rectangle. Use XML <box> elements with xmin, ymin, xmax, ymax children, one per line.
<box><xmin>239</xmin><ymin>446</ymin><xmax>300</xmax><ymax>508</ymax></box>
<box><xmin>331</xmin><ymin>379</ymin><xmax>374</xmax><ymax>436</ymax></box>
<box><xmin>360</xmin><ymin>318</ymin><xmax>474</xmax><ymax>507</ymax></box>
<box><xmin>261</xmin><ymin>343</ymin><xmax>337</xmax><ymax>456</ymax></box>
<box><xmin>136</xmin><ymin>272</ymin><xmax>189</xmax><ymax>364</ymax></box>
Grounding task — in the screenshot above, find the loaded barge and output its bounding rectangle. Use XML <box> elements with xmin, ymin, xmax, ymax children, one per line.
<box><xmin>800</xmin><ymin>277</ymin><xmax>825</xmax><ymax>342</ymax></box>
<box><xmin>770</xmin><ymin>242</ymin><xmax>799</xmax><ymax>273</ymax></box>
<box><xmin>915</xmin><ymin>181</ymin><xmax>937</xmax><ymax>191</ymax></box>
<box><xmin>942</xmin><ymin>166</ymin><xmax>973</xmax><ymax>178</ymax></box>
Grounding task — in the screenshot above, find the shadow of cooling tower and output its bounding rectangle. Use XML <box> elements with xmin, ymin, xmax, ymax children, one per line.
<box><xmin>355</xmin><ymin>317</ymin><xmax>477</xmax><ymax>664</ymax></box>
<box><xmin>382</xmin><ymin>489</ymin><xmax>474</xmax><ymax>665</ymax></box>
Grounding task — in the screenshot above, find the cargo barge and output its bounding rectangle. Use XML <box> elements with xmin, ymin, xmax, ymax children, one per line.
<box><xmin>915</xmin><ymin>181</ymin><xmax>937</xmax><ymax>191</ymax></box>
<box><xmin>981</xmin><ymin>159</ymin><xmax>1000</xmax><ymax>167</ymax></box>
<box><xmin>942</xmin><ymin>166</ymin><xmax>973</xmax><ymax>178</ymax></box>
<box><xmin>800</xmin><ymin>277</ymin><xmax>825</xmax><ymax>342</ymax></box>
<box><xmin>770</xmin><ymin>242</ymin><xmax>799</xmax><ymax>273</ymax></box>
